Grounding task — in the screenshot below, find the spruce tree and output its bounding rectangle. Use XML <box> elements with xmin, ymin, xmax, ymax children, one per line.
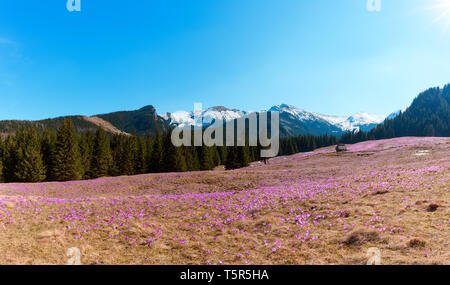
<box><xmin>79</xmin><ymin>130</ymin><xmax>95</xmax><ymax>179</ymax></box>
<box><xmin>161</xmin><ymin>132</ymin><xmax>187</xmax><ymax>172</ymax></box>
<box><xmin>14</xmin><ymin>126</ymin><xmax>46</xmax><ymax>182</ymax></box>
<box><xmin>225</xmin><ymin>146</ymin><xmax>238</xmax><ymax>170</ymax></box>
<box><xmin>134</xmin><ymin>136</ymin><xmax>146</xmax><ymax>174</ymax></box>
<box><xmin>424</xmin><ymin>124</ymin><xmax>435</xmax><ymax>137</ymax></box>
<box><xmin>213</xmin><ymin>147</ymin><xmax>221</xmax><ymax>166</ymax></box>
<box><xmin>0</xmin><ymin>137</ymin><xmax>3</xmax><ymax>182</ymax></box>
<box><xmin>118</xmin><ymin>135</ymin><xmax>136</xmax><ymax>175</ymax></box>
<box><xmin>144</xmin><ymin>137</ymin><xmax>153</xmax><ymax>173</ymax></box>
<box><xmin>199</xmin><ymin>145</ymin><xmax>214</xmax><ymax>170</ymax></box>
<box><xmin>218</xmin><ymin>146</ymin><xmax>227</xmax><ymax>165</ymax></box>
<box><xmin>236</xmin><ymin>146</ymin><xmax>250</xmax><ymax>168</ymax></box>
<box><xmin>2</xmin><ymin>135</ymin><xmax>17</xmax><ymax>182</ymax></box>
<box><xmin>184</xmin><ymin>146</ymin><xmax>200</xmax><ymax>171</ymax></box>
<box><xmin>53</xmin><ymin>119</ymin><xmax>83</xmax><ymax>181</ymax></box>
<box><xmin>109</xmin><ymin>134</ymin><xmax>122</xmax><ymax>176</ymax></box>
<box><xmin>41</xmin><ymin>130</ymin><xmax>57</xmax><ymax>181</ymax></box>
<box><xmin>91</xmin><ymin>127</ymin><xmax>112</xmax><ymax>178</ymax></box>
<box><xmin>149</xmin><ymin>132</ymin><xmax>162</xmax><ymax>172</ymax></box>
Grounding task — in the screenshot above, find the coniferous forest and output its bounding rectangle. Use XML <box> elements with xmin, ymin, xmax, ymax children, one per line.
<box><xmin>1</xmin><ymin>84</ymin><xmax>447</xmax><ymax>183</ymax></box>
<box><xmin>0</xmin><ymin>118</ymin><xmax>339</xmax><ymax>183</ymax></box>
<box><xmin>339</xmin><ymin>85</ymin><xmax>450</xmax><ymax>144</ymax></box>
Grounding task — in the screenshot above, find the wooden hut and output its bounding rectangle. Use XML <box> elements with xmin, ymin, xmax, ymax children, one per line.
<box><xmin>336</xmin><ymin>144</ymin><xmax>347</xmax><ymax>152</ymax></box>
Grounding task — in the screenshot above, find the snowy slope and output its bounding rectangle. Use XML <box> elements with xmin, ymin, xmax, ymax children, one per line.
<box><xmin>163</xmin><ymin>103</ymin><xmax>386</xmax><ymax>136</ymax></box>
<box><xmin>163</xmin><ymin>106</ymin><xmax>246</xmax><ymax>127</ymax></box>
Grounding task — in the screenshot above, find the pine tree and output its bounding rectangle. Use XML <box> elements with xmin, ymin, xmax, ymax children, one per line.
<box><xmin>79</xmin><ymin>130</ymin><xmax>95</xmax><ymax>179</ymax></box>
<box><xmin>225</xmin><ymin>146</ymin><xmax>238</xmax><ymax>170</ymax></box>
<box><xmin>91</xmin><ymin>127</ymin><xmax>112</xmax><ymax>178</ymax></box>
<box><xmin>13</xmin><ymin>126</ymin><xmax>46</xmax><ymax>182</ymax></box>
<box><xmin>148</xmin><ymin>132</ymin><xmax>162</xmax><ymax>172</ymax></box>
<box><xmin>2</xmin><ymin>135</ymin><xmax>17</xmax><ymax>182</ymax></box>
<box><xmin>53</xmin><ymin>119</ymin><xmax>83</xmax><ymax>181</ymax></box>
<box><xmin>144</xmin><ymin>137</ymin><xmax>153</xmax><ymax>173</ymax></box>
<box><xmin>109</xmin><ymin>134</ymin><xmax>122</xmax><ymax>176</ymax></box>
<box><xmin>199</xmin><ymin>145</ymin><xmax>214</xmax><ymax>170</ymax></box>
<box><xmin>218</xmin><ymin>146</ymin><xmax>227</xmax><ymax>164</ymax></box>
<box><xmin>213</xmin><ymin>147</ymin><xmax>221</xmax><ymax>166</ymax></box>
<box><xmin>236</xmin><ymin>146</ymin><xmax>250</xmax><ymax>168</ymax></box>
<box><xmin>0</xmin><ymin>136</ymin><xmax>4</xmax><ymax>182</ymax></box>
<box><xmin>41</xmin><ymin>130</ymin><xmax>57</xmax><ymax>181</ymax></box>
<box><xmin>184</xmin><ymin>146</ymin><xmax>200</xmax><ymax>171</ymax></box>
<box><xmin>118</xmin><ymin>135</ymin><xmax>136</xmax><ymax>176</ymax></box>
<box><xmin>161</xmin><ymin>132</ymin><xmax>187</xmax><ymax>172</ymax></box>
<box><xmin>424</xmin><ymin>124</ymin><xmax>435</xmax><ymax>137</ymax></box>
<box><xmin>134</xmin><ymin>136</ymin><xmax>146</xmax><ymax>174</ymax></box>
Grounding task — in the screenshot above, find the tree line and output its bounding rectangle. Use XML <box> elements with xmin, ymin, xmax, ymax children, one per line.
<box><xmin>0</xmin><ymin>118</ymin><xmax>340</xmax><ymax>183</ymax></box>
<box><xmin>340</xmin><ymin>85</ymin><xmax>450</xmax><ymax>144</ymax></box>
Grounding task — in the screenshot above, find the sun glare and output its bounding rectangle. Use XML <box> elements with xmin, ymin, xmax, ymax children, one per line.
<box><xmin>428</xmin><ymin>0</ymin><xmax>450</xmax><ymax>30</ymax></box>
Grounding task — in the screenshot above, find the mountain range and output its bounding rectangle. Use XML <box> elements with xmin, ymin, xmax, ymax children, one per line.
<box><xmin>0</xmin><ymin>104</ymin><xmax>391</xmax><ymax>138</ymax></box>
<box><xmin>2</xmin><ymin>84</ymin><xmax>448</xmax><ymax>139</ymax></box>
<box><xmin>163</xmin><ymin>104</ymin><xmax>385</xmax><ymax>137</ymax></box>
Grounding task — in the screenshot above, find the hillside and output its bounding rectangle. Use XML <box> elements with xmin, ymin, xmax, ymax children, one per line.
<box><xmin>0</xmin><ymin>116</ymin><xmax>101</xmax><ymax>136</ymax></box>
<box><xmin>370</xmin><ymin>85</ymin><xmax>450</xmax><ymax>138</ymax></box>
<box><xmin>96</xmin><ymin>105</ymin><xmax>169</xmax><ymax>137</ymax></box>
<box><xmin>0</xmin><ymin>105</ymin><xmax>169</xmax><ymax>137</ymax></box>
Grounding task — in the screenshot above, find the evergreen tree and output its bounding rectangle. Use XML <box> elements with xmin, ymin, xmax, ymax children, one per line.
<box><xmin>118</xmin><ymin>135</ymin><xmax>136</xmax><ymax>175</ymax></box>
<box><xmin>144</xmin><ymin>137</ymin><xmax>153</xmax><ymax>173</ymax></box>
<box><xmin>134</xmin><ymin>136</ymin><xmax>146</xmax><ymax>174</ymax></box>
<box><xmin>424</xmin><ymin>124</ymin><xmax>435</xmax><ymax>137</ymax></box>
<box><xmin>109</xmin><ymin>134</ymin><xmax>122</xmax><ymax>176</ymax></box>
<box><xmin>0</xmin><ymin>137</ymin><xmax>3</xmax><ymax>181</ymax></box>
<box><xmin>2</xmin><ymin>135</ymin><xmax>17</xmax><ymax>182</ymax></box>
<box><xmin>53</xmin><ymin>119</ymin><xmax>83</xmax><ymax>181</ymax></box>
<box><xmin>199</xmin><ymin>145</ymin><xmax>214</xmax><ymax>170</ymax></box>
<box><xmin>79</xmin><ymin>130</ymin><xmax>95</xmax><ymax>179</ymax></box>
<box><xmin>225</xmin><ymin>146</ymin><xmax>238</xmax><ymax>170</ymax></box>
<box><xmin>161</xmin><ymin>132</ymin><xmax>187</xmax><ymax>172</ymax></box>
<box><xmin>13</xmin><ymin>127</ymin><xmax>46</xmax><ymax>182</ymax></box>
<box><xmin>236</xmin><ymin>146</ymin><xmax>250</xmax><ymax>168</ymax></box>
<box><xmin>218</xmin><ymin>146</ymin><xmax>227</xmax><ymax>164</ymax></box>
<box><xmin>213</xmin><ymin>147</ymin><xmax>221</xmax><ymax>166</ymax></box>
<box><xmin>148</xmin><ymin>132</ymin><xmax>162</xmax><ymax>172</ymax></box>
<box><xmin>184</xmin><ymin>146</ymin><xmax>200</xmax><ymax>171</ymax></box>
<box><xmin>41</xmin><ymin>130</ymin><xmax>57</xmax><ymax>181</ymax></box>
<box><xmin>91</xmin><ymin>127</ymin><xmax>112</xmax><ymax>178</ymax></box>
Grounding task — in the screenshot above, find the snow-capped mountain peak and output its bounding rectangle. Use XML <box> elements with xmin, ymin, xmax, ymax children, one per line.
<box><xmin>164</xmin><ymin>106</ymin><xmax>246</xmax><ymax>127</ymax></box>
<box><xmin>386</xmin><ymin>108</ymin><xmax>407</xmax><ymax>120</ymax></box>
<box><xmin>336</xmin><ymin>112</ymin><xmax>383</xmax><ymax>132</ymax></box>
<box><xmin>345</xmin><ymin>112</ymin><xmax>383</xmax><ymax>125</ymax></box>
<box><xmin>163</xmin><ymin>104</ymin><xmax>387</xmax><ymax>136</ymax></box>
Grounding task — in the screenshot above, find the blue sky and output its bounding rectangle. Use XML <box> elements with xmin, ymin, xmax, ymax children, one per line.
<box><xmin>1</xmin><ymin>0</ymin><xmax>450</xmax><ymax>120</ymax></box>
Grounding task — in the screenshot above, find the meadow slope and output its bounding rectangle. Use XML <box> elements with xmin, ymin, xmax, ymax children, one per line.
<box><xmin>0</xmin><ymin>137</ymin><xmax>448</xmax><ymax>265</ymax></box>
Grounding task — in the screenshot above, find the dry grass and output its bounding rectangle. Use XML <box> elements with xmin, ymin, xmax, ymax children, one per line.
<box><xmin>342</xmin><ymin>228</ymin><xmax>384</xmax><ymax>246</ymax></box>
<box><xmin>408</xmin><ymin>238</ymin><xmax>427</xmax><ymax>248</ymax></box>
<box><xmin>0</xmin><ymin>137</ymin><xmax>448</xmax><ymax>265</ymax></box>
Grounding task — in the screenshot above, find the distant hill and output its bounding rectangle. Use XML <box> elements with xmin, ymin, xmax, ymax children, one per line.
<box><xmin>96</xmin><ymin>105</ymin><xmax>169</xmax><ymax>137</ymax></box>
<box><xmin>0</xmin><ymin>105</ymin><xmax>169</xmax><ymax>137</ymax></box>
<box><xmin>0</xmin><ymin>116</ymin><xmax>101</xmax><ymax>136</ymax></box>
<box><xmin>369</xmin><ymin>85</ymin><xmax>450</xmax><ymax>138</ymax></box>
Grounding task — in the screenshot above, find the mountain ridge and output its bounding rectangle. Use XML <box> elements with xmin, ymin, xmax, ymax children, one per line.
<box><xmin>1</xmin><ymin>84</ymin><xmax>448</xmax><ymax>138</ymax></box>
<box><xmin>164</xmin><ymin>103</ymin><xmax>385</xmax><ymax>136</ymax></box>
